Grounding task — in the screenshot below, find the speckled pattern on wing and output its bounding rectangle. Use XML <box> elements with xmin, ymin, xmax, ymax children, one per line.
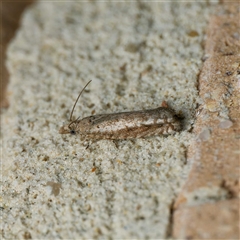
<box><xmin>59</xmin><ymin>107</ymin><xmax>181</xmax><ymax>140</ymax></box>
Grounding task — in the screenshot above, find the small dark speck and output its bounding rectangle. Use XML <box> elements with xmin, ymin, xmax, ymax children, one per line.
<box><xmin>222</xmin><ymin>52</ymin><xmax>234</xmax><ymax>56</ymax></box>
<box><xmin>23</xmin><ymin>231</ymin><xmax>32</xmax><ymax>240</ymax></box>
<box><xmin>237</xmin><ymin>69</ymin><xmax>240</xmax><ymax>75</ymax></box>
<box><xmin>88</xmin><ymin>103</ymin><xmax>95</xmax><ymax>108</ymax></box>
<box><xmin>187</xmin><ymin>30</ymin><xmax>199</xmax><ymax>37</ymax></box>
<box><xmin>225</xmin><ymin>71</ymin><xmax>233</xmax><ymax>76</ymax></box>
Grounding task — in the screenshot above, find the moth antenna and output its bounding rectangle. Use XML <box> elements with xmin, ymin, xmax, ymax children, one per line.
<box><xmin>69</xmin><ymin>80</ymin><xmax>92</xmax><ymax>122</ymax></box>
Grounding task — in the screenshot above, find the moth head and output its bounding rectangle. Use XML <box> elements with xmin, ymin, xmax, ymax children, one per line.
<box><xmin>59</xmin><ymin>121</ymin><xmax>79</xmax><ymax>135</ymax></box>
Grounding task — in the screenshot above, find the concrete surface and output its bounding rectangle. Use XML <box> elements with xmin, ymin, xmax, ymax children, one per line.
<box><xmin>1</xmin><ymin>1</ymin><xmax>216</xmax><ymax>239</ymax></box>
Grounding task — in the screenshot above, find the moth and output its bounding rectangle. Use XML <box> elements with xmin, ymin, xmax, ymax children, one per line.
<box><xmin>59</xmin><ymin>81</ymin><xmax>182</xmax><ymax>139</ymax></box>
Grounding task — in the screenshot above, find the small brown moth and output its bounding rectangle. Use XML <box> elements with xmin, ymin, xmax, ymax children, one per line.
<box><xmin>59</xmin><ymin>81</ymin><xmax>181</xmax><ymax>139</ymax></box>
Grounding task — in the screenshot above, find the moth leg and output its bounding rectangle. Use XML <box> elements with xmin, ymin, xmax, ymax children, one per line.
<box><xmin>112</xmin><ymin>140</ymin><xmax>120</xmax><ymax>149</ymax></box>
<box><xmin>82</xmin><ymin>139</ymin><xmax>92</xmax><ymax>149</ymax></box>
<box><xmin>83</xmin><ymin>139</ymin><xmax>102</xmax><ymax>150</ymax></box>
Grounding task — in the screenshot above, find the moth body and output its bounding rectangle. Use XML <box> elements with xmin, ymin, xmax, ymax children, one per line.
<box><xmin>59</xmin><ymin>107</ymin><xmax>181</xmax><ymax>140</ymax></box>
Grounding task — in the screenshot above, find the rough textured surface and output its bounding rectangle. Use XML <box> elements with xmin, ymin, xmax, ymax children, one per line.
<box><xmin>173</xmin><ymin>2</ymin><xmax>240</xmax><ymax>239</ymax></box>
<box><xmin>174</xmin><ymin>199</ymin><xmax>239</xmax><ymax>239</ymax></box>
<box><xmin>1</xmin><ymin>2</ymin><xmax>215</xmax><ymax>239</ymax></box>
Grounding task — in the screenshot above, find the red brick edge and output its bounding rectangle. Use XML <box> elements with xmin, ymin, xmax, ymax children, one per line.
<box><xmin>173</xmin><ymin>2</ymin><xmax>240</xmax><ymax>239</ymax></box>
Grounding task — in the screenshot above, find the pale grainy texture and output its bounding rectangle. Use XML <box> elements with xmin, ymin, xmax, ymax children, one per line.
<box><xmin>1</xmin><ymin>1</ymin><xmax>215</xmax><ymax>239</ymax></box>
